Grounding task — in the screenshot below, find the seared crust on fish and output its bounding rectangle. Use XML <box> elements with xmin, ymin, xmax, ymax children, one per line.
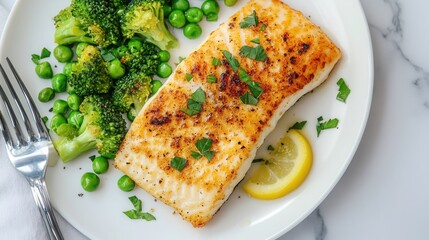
<box><xmin>115</xmin><ymin>0</ymin><xmax>341</xmax><ymax>227</ymax></box>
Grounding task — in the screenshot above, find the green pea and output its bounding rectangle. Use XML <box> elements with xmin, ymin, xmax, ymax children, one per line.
<box><xmin>127</xmin><ymin>39</ymin><xmax>142</xmax><ymax>53</ymax></box>
<box><xmin>185</xmin><ymin>7</ymin><xmax>204</xmax><ymax>23</ymax></box>
<box><xmin>75</xmin><ymin>43</ymin><xmax>89</xmax><ymax>58</ymax></box>
<box><xmin>158</xmin><ymin>50</ymin><xmax>170</xmax><ymax>62</ymax></box>
<box><xmin>67</xmin><ymin>93</ymin><xmax>82</xmax><ymax>111</ymax></box>
<box><xmin>168</xmin><ymin>10</ymin><xmax>187</xmax><ymax>28</ymax></box>
<box><xmin>63</xmin><ymin>61</ymin><xmax>76</xmax><ymax>77</ymax></box>
<box><xmin>201</xmin><ymin>0</ymin><xmax>220</xmax><ymax>21</ymax></box>
<box><xmin>164</xmin><ymin>5</ymin><xmax>173</xmax><ymax>18</ymax></box>
<box><xmin>117</xmin><ymin>175</ymin><xmax>135</xmax><ymax>192</ymax></box>
<box><xmin>183</xmin><ymin>23</ymin><xmax>203</xmax><ymax>39</ymax></box>
<box><xmin>127</xmin><ymin>110</ymin><xmax>136</xmax><ymax>122</ymax></box>
<box><xmin>151</xmin><ymin>80</ymin><xmax>163</xmax><ymax>94</ymax></box>
<box><xmin>50</xmin><ymin>114</ymin><xmax>67</xmax><ymax>133</ymax></box>
<box><xmin>67</xmin><ymin>110</ymin><xmax>83</xmax><ymax>128</ymax></box>
<box><xmin>172</xmin><ymin>0</ymin><xmax>190</xmax><ymax>11</ymax></box>
<box><xmin>38</xmin><ymin>87</ymin><xmax>55</xmax><ymax>102</ymax></box>
<box><xmin>116</xmin><ymin>45</ymin><xmax>128</xmax><ymax>58</ymax></box>
<box><xmin>52</xmin><ymin>99</ymin><xmax>69</xmax><ymax>115</ymax></box>
<box><xmin>35</xmin><ymin>62</ymin><xmax>53</xmax><ymax>79</ymax></box>
<box><xmin>157</xmin><ymin>62</ymin><xmax>173</xmax><ymax>78</ymax></box>
<box><xmin>53</xmin><ymin>45</ymin><xmax>73</xmax><ymax>63</ymax></box>
<box><xmin>108</xmin><ymin>59</ymin><xmax>126</xmax><ymax>79</ymax></box>
<box><xmin>52</xmin><ymin>73</ymin><xmax>67</xmax><ymax>93</ymax></box>
<box><xmin>81</xmin><ymin>172</ymin><xmax>100</xmax><ymax>192</ymax></box>
<box><xmin>66</xmin><ymin>82</ymin><xmax>75</xmax><ymax>95</ymax></box>
<box><xmin>224</xmin><ymin>0</ymin><xmax>238</xmax><ymax>7</ymax></box>
<box><xmin>92</xmin><ymin>156</ymin><xmax>109</xmax><ymax>174</ymax></box>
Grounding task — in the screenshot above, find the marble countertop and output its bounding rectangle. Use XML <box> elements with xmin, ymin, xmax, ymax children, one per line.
<box><xmin>0</xmin><ymin>0</ymin><xmax>428</xmax><ymax>239</ymax></box>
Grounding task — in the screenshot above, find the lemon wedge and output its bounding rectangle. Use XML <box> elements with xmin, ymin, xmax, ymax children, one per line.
<box><xmin>243</xmin><ymin>129</ymin><xmax>313</xmax><ymax>200</ymax></box>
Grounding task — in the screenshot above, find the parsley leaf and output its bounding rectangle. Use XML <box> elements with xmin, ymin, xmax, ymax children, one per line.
<box><xmin>289</xmin><ymin>121</ymin><xmax>307</xmax><ymax>130</ymax></box>
<box><xmin>316</xmin><ymin>117</ymin><xmax>339</xmax><ymax>137</ymax></box>
<box><xmin>240</xmin><ymin>92</ymin><xmax>259</xmax><ymax>105</ymax></box>
<box><xmin>185</xmin><ymin>73</ymin><xmax>193</xmax><ymax>81</ymax></box>
<box><xmin>212</xmin><ymin>57</ymin><xmax>221</xmax><ymax>66</ymax></box>
<box><xmin>123</xmin><ymin>196</ymin><xmax>156</xmax><ymax>221</ymax></box>
<box><xmin>31</xmin><ymin>54</ymin><xmax>40</xmax><ymax>64</ymax></box>
<box><xmin>190</xmin><ymin>151</ymin><xmax>202</xmax><ymax>159</ymax></box>
<box><xmin>259</xmin><ymin>23</ymin><xmax>267</xmax><ymax>31</ymax></box>
<box><xmin>195</xmin><ymin>137</ymin><xmax>215</xmax><ymax>161</ymax></box>
<box><xmin>247</xmin><ymin>81</ymin><xmax>262</xmax><ymax>98</ymax></box>
<box><xmin>181</xmin><ymin>99</ymin><xmax>202</xmax><ymax>116</ymax></box>
<box><xmin>250</xmin><ymin>38</ymin><xmax>260</xmax><ymax>44</ymax></box>
<box><xmin>170</xmin><ymin>157</ymin><xmax>187</xmax><ymax>172</ymax></box>
<box><xmin>191</xmin><ymin>87</ymin><xmax>206</xmax><ymax>103</ymax></box>
<box><xmin>267</xmin><ymin>145</ymin><xmax>274</xmax><ymax>151</ymax></box>
<box><xmin>336</xmin><ymin>78</ymin><xmax>351</xmax><ymax>103</ymax></box>
<box><xmin>207</xmin><ymin>74</ymin><xmax>217</xmax><ymax>83</ymax></box>
<box><xmin>240</xmin><ymin>45</ymin><xmax>267</xmax><ymax>61</ymax></box>
<box><xmin>252</xmin><ymin>158</ymin><xmax>265</xmax><ymax>163</ymax></box>
<box><xmin>222</xmin><ymin>50</ymin><xmax>240</xmax><ymax>72</ymax></box>
<box><xmin>40</xmin><ymin>48</ymin><xmax>51</xmax><ymax>58</ymax></box>
<box><xmin>181</xmin><ymin>88</ymin><xmax>206</xmax><ymax>116</ymax></box>
<box><xmin>238</xmin><ymin>67</ymin><xmax>251</xmax><ymax>84</ymax></box>
<box><xmin>239</xmin><ymin>11</ymin><xmax>258</xmax><ymax>28</ymax></box>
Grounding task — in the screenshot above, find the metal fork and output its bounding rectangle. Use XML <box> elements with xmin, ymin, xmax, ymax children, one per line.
<box><xmin>0</xmin><ymin>58</ymin><xmax>64</xmax><ymax>240</ymax></box>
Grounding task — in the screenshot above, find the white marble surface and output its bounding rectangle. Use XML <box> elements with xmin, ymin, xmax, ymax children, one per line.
<box><xmin>1</xmin><ymin>0</ymin><xmax>428</xmax><ymax>239</ymax></box>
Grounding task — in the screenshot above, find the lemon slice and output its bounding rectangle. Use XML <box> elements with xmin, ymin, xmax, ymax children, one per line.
<box><xmin>243</xmin><ymin>129</ymin><xmax>313</xmax><ymax>200</ymax></box>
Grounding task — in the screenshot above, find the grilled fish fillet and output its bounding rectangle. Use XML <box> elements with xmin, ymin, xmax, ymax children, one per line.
<box><xmin>115</xmin><ymin>0</ymin><xmax>341</xmax><ymax>227</ymax></box>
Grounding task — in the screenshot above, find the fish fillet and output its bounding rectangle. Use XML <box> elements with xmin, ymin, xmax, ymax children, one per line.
<box><xmin>115</xmin><ymin>0</ymin><xmax>341</xmax><ymax>227</ymax></box>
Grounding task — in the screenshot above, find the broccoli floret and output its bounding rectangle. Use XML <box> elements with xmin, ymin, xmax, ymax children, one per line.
<box><xmin>121</xmin><ymin>40</ymin><xmax>161</xmax><ymax>76</ymax></box>
<box><xmin>53</xmin><ymin>95</ymin><xmax>126</xmax><ymax>162</ymax></box>
<box><xmin>120</xmin><ymin>0</ymin><xmax>178</xmax><ymax>50</ymax></box>
<box><xmin>69</xmin><ymin>45</ymin><xmax>113</xmax><ymax>96</ymax></box>
<box><xmin>54</xmin><ymin>0</ymin><xmax>121</xmax><ymax>47</ymax></box>
<box><xmin>112</xmin><ymin>71</ymin><xmax>152</xmax><ymax>118</ymax></box>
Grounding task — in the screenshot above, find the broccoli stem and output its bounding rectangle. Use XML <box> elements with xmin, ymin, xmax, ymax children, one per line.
<box><xmin>53</xmin><ymin>126</ymin><xmax>98</xmax><ymax>162</ymax></box>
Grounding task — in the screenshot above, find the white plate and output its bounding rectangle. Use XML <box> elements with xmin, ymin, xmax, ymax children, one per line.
<box><xmin>0</xmin><ymin>0</ymin><xmax>373</xmax><ymax>239</ymax></box>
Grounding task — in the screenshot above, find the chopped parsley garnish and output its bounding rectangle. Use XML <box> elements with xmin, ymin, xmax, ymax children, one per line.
<box><xmin>222</xmin><ymin>52</ymin><xmax>263</xmax><ymax>105</ymax></box>
<box><xmin>100</xmin><ymin>49</ymin><xmax>116</xmax><ymax>61</ymax></box>
<box><xmin>267</xmin><ymin>145</ymin><xmax>275</xmax><ymax>151</ymax></box>
<box><xmin>212</xmin><ymin>57</ymin><xmax>221</xmax><ymax>66</ymax></box>
<box><xmin>250</xmin><ymin>38</ymin><xmax>260</xmax><ymax>44</ymax></box>
<box><xmin>336</xmin><ymin>78</ymin><xmax>351</xmax><ymax>103</ymax></box>
<box><xmin>191</xmin><ymin>87</ymin><xmax>206</xmax><ymax>103</ymax></box>
<box><xmin>246</xmin><ymin>80</ymin><xmax>262</xmax><ymax>98</ymax></box>
<box><xmin>181</xmin><ymin>99</ymin><xmax>202</xmax><ymax>116</ymax></box>
<box><xmin>240</xmin><ymin>45</ymin><xmax>267</xmax><ymax>61</ymax></box>
<box><xmin>41</xmin><ymin>48</ymin><xmax>51</xmax><ymax>59</ymax></box>
<box><xmin>181</xmin><ymin>88</ymin><xmax>206</xmax><ymax>116</ymax></box>
<box><xmin>222</xmin><ymin>50</ymin><xmax>240</xmax><ymax>72</ymax></box>
<box><xmin>239</xmin><ymin>11</ymin><xmax>258</xmax><ymax>28</ymax></box>
<box><xmin>316</xmin><ymin>116</ymin><xmax>339</xmax><ymax>137</ymax></box>
<box><xmin>240</xmin><ymin>92</ymin><xmax>259</xmax><ymax>105</ymax></box>
<box><xmin>207</xmin><ymin>74</ymin><xmax>217</xmax><ymax>83</ymax></box>
<box><xmin>170</xmin><ymin>157</ymin><xmax>187</xmax><ymax>172</ymax></box>
<box><xmin>190</xmin><ymin>151</ymin><xmax>202</xmax><ymax>159</ymax></box>
<box><xmin>42</xmin><ymin>116</ymin><xmax>48</xmax><ymax>124</ymax></box>
<box><xmin>195</xmin><ymin>137</ymin><xmax>215</xmax><ymax>161</ymax></box>
<box><xmin>31</xmin><ymin>47</ymin><xmax>51</xmax><ymax>64</ymax></box>
<box><xmin>259</xmin><ymin>23</ymin><xmax>267</xmax><ymax>31</ymax></box>
<box><xmin>289</xmin><ymin>121</ymin><xmax>307</xmax><ymax>130</ymax></box>
<box><xmin>185</xmin><ymin>73</ymin><xmax>193</xmax><ymax>81</ymax></box>
<box><xmin>123</xmin><ymin>196</ymin><xmax>156</xmax><ymax>221</ymax></box>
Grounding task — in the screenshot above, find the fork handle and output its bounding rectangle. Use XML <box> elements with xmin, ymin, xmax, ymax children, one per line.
<box><xmin>29</xmin><ymin>178</ymin><xmax>64</xmax><ymax>240</ymax></box>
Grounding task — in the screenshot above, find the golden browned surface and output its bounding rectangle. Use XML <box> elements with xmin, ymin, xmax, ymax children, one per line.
<box><xmin>115</xmin><ymin>0</ymin><xmax>341</xmax><ymax>227</ymax></box>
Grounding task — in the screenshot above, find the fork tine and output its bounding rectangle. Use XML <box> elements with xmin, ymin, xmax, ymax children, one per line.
<box><xmin>0</xmin><ymin>84</ymin><xmax>25</xmax><ymax>148</ymax></box>
<box><xmin>0</xmin><ymin>103</ymin><xmax>13</xmax><ymax>148</ymax></box>
<box><xmin>6</xmin><ymin>58</ymin><xmax>49</xmax><ymax>139</ymax></box>
<box><xmin>0</xmin><ymin>61</ymin><xmax>38</xmax><ymax>142</ymax></box>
